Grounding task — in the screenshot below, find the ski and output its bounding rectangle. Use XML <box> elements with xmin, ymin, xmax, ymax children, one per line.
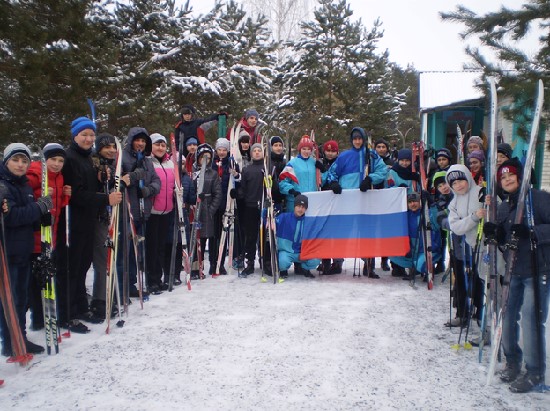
<box><xmin>486</xmin><ymin>79</ymin><xmax>544</xmax><ymax>385</ymax></box>
<box><xmin>169</xmin><ymin>132</ymin><xmax>191</xmax><ymax>290</ymax></box>
<box><xmin>38</xmin><ymin>154</ymin><xmax>59</xmax><ymax>354</ymax></box>
<box><xmin>189</xmin><ymin>155</ymin><xmax>207</xmax><ymax>280</ymax></box>
<box><xmin>0</xmin><ymin>214</ymin><xmax>32</xmax><ymax>365</ymax></box>
<box><xmin>479</xmin><ymin>78</ymin><xmax>499</xmax><ymax>362</ymax></box>
<box><xmin>418</xmin><ymin>141</ymin><xmax>434</xmax><ymax>290</ymax></box>
<box><xmin>105</xmin><ymin>138</ymin><xmax>125</xmax><ymax>333</ymax></box>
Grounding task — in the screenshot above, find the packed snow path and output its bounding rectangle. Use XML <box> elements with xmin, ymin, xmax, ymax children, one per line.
<box><xmin>1</xmin><ymin>263</ymin><xmax>548</xmax><ymax>410</ymax></box>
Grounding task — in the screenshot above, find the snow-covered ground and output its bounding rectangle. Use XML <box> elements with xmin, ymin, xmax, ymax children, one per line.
<box><xmin>1</xmin><ymin>260</ymin><xmax>549</xmax><ymax>410</ymax></box>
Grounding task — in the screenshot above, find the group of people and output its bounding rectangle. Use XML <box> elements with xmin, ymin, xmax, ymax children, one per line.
<box><xmin>0</xmin><ymin>105</ymin><xmax>548</xmax><ymax>394</ymax></box>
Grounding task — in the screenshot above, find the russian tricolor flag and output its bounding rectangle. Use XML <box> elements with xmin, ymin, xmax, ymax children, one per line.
<box><xmin>300</xmin><ymin>188</ymin><xmax>410</xmax><ymax>259</ymax></box>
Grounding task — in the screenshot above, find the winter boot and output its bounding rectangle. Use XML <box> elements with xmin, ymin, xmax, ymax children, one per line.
<box><xmin>363</xmin><ymin>259</ymin><xmax>379</xmax><ymax>278</ymax></box>
<box><xmin>329</xmin><ymin>260</ymin><xmax>343</xmax><ymax>275</ymax></box>
<box><xmin>509</xmin><ymin>373</ymin><xmax>542</xmax><ymax>393</ymax></box>
<box><xmin>280</xmin><ymin>270</ymin><xmax>289</xmax><ymax>279</ymax></box>
<box><xmin>294</xmin><ymin>263</ymin><xmax>306</xmax><ymax>275</ymax></box>
<box><xmin>25</xmin><ymin>339</ymin><xmax>45</xmax><ymax>355</ymax></box>
<box><xmin>391</xmin><ymin>264</ymin><xmax>406</xmax><ymax>277</ymax></box>
<box><xmin>318</xmin><ymin>259</ymin><xmax>332</xmax><ymax>275</ymax></box>
<box><xmin>303</xmin><ymin>270</ymin><xmax>315</xmax><ymax>278</ymax></box>
<box><xmin>381</xmin><ymin>257</ymin><xmax>391</xmax><ymax>271</ymax></box>
<box><xmin>499</xmin><ymin>363</ymin><xmax>522</xmax><ymax>383</ymax></box>
<box><xmin>434</xmin><ymin>260</ymin><xmax>445</xmax><ymax>274</ymax></box>
<box><xmin>243</xmin><ymin>261</ymin><xmax>255</xmax><ymax>275</ymax></box>
<box><xmin>219</xmin><ymin>266</ymin><xmax>228</xmax><ymax>275</ymax></box>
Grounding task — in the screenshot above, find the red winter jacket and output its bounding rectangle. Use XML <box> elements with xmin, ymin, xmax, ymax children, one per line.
<box><xmin>27</xmin><ymin>161</ymin><xmax>70</xmax><ymax>253</ymax></box>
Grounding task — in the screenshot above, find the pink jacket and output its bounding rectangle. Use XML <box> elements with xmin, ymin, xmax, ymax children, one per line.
<box><xmin>151</xmin><ymin>154</ymin><xmax>175</xmax><ymax>215</ymax></box>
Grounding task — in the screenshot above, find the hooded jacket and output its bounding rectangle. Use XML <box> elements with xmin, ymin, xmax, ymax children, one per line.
<box><xmin>326</xmin><ymin>127</ymin><xmax>387</xmax><ymax>189</ymax></box>
<box><xmin>122</xmin><ymin>127</ymin><xmax>161</xmax><ymax>223</ymax></box>
<box><xmin>446</xmin><ymin>164</ymin><xmax>483</xmax><ymax>247</ymax></box>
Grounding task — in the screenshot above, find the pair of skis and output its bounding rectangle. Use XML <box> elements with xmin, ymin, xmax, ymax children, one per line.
<box><xmin>486</xmin><ymin>80</ymin><xmax>544</xmax><ymax>385</ymax></box>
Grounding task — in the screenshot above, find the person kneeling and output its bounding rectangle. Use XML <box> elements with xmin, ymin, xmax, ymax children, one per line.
<box><xmin>276</xmin><ymin>195</ymin><xmax>320</xmax><ymax>278</ymax></box>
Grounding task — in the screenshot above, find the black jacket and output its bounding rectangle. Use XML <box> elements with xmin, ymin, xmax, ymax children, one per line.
<box><xmin>238</xmin><ymin>158</ymin><xmax>265</xmax><ymax>208</ymax></box>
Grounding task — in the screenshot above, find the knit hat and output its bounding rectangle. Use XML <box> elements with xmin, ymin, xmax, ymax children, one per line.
<box><xmin>432</xmin><ymin>171</ymin><xmax>447</xmax><ymax>189</ymax></box>
<box><xmin>181</xmin><ymin>104</ymin><xmax>195</xmax><ymax>115</ymax></box>
<box><xmin>297</xmin><ymin>136</ymin><xmax>314</xmax><ymax>151</ymax></box>
<box><xmin>270</xmin><ymin>136</ymin><xmax>284</xmax><ymax>146</ymax></box>
<box><xmin>186</xmin><ymin>137</ymin><xmax>198</xmax><ymax>147</ymax></box>
<box><xmin>407</xmin><ymin>192</ymin><xmax>420</xmax><ymax>202</ymax></box>
<box><xmin>244</xmin><ymin>109</ymin><xmax>259</xmax><ymax>120</ymax></box>
<box><xmin>3</xmin><ymin>143</ymin><xmax>32</xmax><ymax>164</ymax></box>
<box><xmin>71</xmin><ymin>116</ymin><xmax>96</xmax><ymax>138</ymax></box>
<box><xmin>323</xmin><ymin>140</ymin><xmax>339</xmax><ymax>152</ymax></box>
<box><xmin>238</xmin><ymin>130</ymin><xmax>250</xmax><ymax>143</ymax></box>
<box><xmin>436</xmin><ymin>148</ymin><xmax>452</xmax><ymax>161</ymax></box>
<box><xmin>374</xmin><ymin>138</ymin><xmax>390</xmax><ymax>151</ymax></box>
<box><xmin>467</xmin><ymin>136</ymin><xmax>484</xmax><ymax>149</ymax></box>
<box><xmin>446</xmin><ymin>170</ymin><xmax>468</xmax><ymax>186</ymax></box>
<box><xmin>96</xmin><ymin>133</ymin><xmax>116</xmax><ymax>153</ymax></box>
<box><xmin>497</xmin><ymin>158</ymin><xmax>523</xmax><ymax>186</ymax></box>
<box><xmin>43</xmin><ymin>143</ymin><xmax>66</xmax><ymax>160</ymax></box>
<box><xmin>468</xmin><ymin>149</ymin><xmax>485</xmax><ymax>164</ymax></box>
<box><xmin>497</xmin><ymin>143</ymin><xmax>513</xmax><ymax>159</ymax></box>
<box><xmin>196</xmin><ymin>143</ymin><xmax>213</xmax><ymax>162</ymax></box>
<box><xmin>150</xmin><ymin>133</ymin><xmax>167</xmax><ymax>145</ymax></box>
<box><xmin>294</xmin><ymin>194</ymin><xmax>308</xmax><ymax>209</ymax></box>
<box><xmin>215</xmin><ymin>138</ymin><xmax>230</xmax><ymax>151</ymax></box>
<box><xmin>250</xmin><ymin>143</ymin><xmax>263</xmax><ymax>152</ymax></box>
<box><xmin>398</xmin><ymin>148</ymin><xmax>412</xmax><ymax>161</ymax></box>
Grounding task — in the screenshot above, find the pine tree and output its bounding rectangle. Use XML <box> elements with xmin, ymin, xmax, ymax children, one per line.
<box><xmin>440</xmin><ymin>1</ymin><xmax>549</xmax><ymax>138</ymax></box>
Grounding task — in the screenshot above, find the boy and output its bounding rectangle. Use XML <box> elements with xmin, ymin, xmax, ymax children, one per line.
<box><xmin>0</xmin><ymin>143</ymin><xmax>52</xmax><ymax>355</ymax></box>
<box><xmin>276</xmin><ymin>194</ymin><xmax>320</xmax><ymax>278</ymax></box>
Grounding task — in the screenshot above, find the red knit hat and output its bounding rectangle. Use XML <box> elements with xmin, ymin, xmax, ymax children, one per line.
<box><xmin>298</xmin><ymin>136</ymin><xmax>314</xmax><ymax>151</ymax></box>
<box><xmin>323</xmin><ymin>140</ymin><xmax>339</xmax><ymax>152</ymax></box>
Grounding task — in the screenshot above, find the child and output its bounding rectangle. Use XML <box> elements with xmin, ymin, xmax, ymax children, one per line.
<box><xmin>484</xmin><ymin>159</ymin><xmax>550</xmax><ymax>393</ymax></box>
<box><xmin>26</xmin><ymin>143</ymin><xmax>71</xmax><ymax>330</ymax></box>
<box><xmin>234</xmin><ymin>143</ymin><xmax>264</xmax><ymax>276</ymax></box>
<box><xmin>445</xmin><ymin>164</ymin><xmax>486</xmax><ymax>326</ymax></box>
<box><xmin>174</xmin><ymin>104</ymin><xmax>224</xmax><ymax>155</ymax></box>
<box><xmin>467</xmin><ymin>150</ymin><xmax>485</xmax><ymax>187</ymax></box>
<box><xmin>389</xmin><ymin>192</ymin><xmax>441</xmax><ymax>281</ymax></box>
<box><xmin>276</xmin><ymin>194</ymin><xmax>320</xmax><ymax>278</ymax></box>
<box><xmin>386</xmin><ymin>148</ymin><xmax>419</xmax><ymax>193</ymax></box>
<box><xmin>191</xmin><ymin>144</ymin><xmax>221</xmax><ymax>278</ymax></box>
<box><xmin>0</xmin><ymin>143</ymin><xmax>51</xmax><ymax>355</ymax></box>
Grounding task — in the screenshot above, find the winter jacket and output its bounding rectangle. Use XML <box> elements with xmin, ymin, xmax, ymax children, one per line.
<box><xmin>276</xmin><ymin>211</ymin><xmax>305</xmax><ymax>254</ymax></box>
<box><xmin>92</xmin><ymin>153</ymin><xmax>116</xmax><ymax>225</ymax></box>
<box><xmin>386</xmin><ymin>162</ymin><xmax>420</xmax><ymax>194</ymax></box>
<box><xmin>446</xmin><ymin>164</ymin><xmax>484</xmax><ymax>248</ymax></box>
<box><xmin>193</xmin><ymin>161</ymin><xmax>221</xmax><ymax>238</ymax></box>
<box><xmin>0</xmin><ymin>163</ymin><xmax>41</xmax><ymax>263</ymax></box>
<box><xmin>27</xmin><ymin>161</ymin><xmax>70</xmax><ymax>253</ymax></box>
<box><xmin>326</xmin><ymin>128</ymin><xmax>387</xmax><ymax>189</ymax></box>
<box><xmin>373</xmin><ymin>154</ymin><xmax>393</xmax><ymax>189</ymax></box>
<box><xmin>269</xmin><ymin>151</ymin><xmax>286</xmax><ymax>205</ymax></box>
<box><xmin>212</xmin><ymin>155</ymin><xmax>233</xmax><ymax>212</ymax></box>
<box><xmin>121</xmin><ymin>127</ymin><xmax>161</xmax><ymax>223</ymax></box>
<box><xmin>496</xmin><ymin>188</ymin><xmax>550</xmax><ymax>277</ymax></box>
<box><xmin>174</xmin><ymin>112</ymin><xmax>219</xmax><ymax>155</ymax></box>
<box><xmin>237</xmin><ymin>158</ymin><xmax>264</xmax><ymax>208</ymax></box>
<box><xmin>151</xmin><ymin>154</ymin><xmax>175</xmax><ymax>215</ymax></box>
<box><xmin>62</xmin><ymin>142</ymin><xmax>109</xmax><ymax>233</ymax></box>
<box><xmin>279</xmin><ymin>155</ymin><xmax>317</xmax><ymax>211</ymax></box>
<box><xmin>320</xmin><ymin>157</ymin><xmax>337</xmax><ymax>190</ymax></box>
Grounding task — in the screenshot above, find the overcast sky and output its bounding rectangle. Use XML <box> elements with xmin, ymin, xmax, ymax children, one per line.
<box><xmin>190</xmin><ymin>0</ymin><xmax>542</xmax><ymax>72</ymax></box>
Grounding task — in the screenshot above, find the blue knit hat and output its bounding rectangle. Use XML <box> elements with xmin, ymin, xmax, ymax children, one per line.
<box><xmin>398</xmin><ymin>148</ymin><xmax>412</xmax><ymax>161</ymax></box>
<box><xmin>71</xmin><ymin>116</ymin><xmax>96</xmax><ymax>138</ymax></box>
<box><xmin>186</xmin><ymin>137</ymin><xmax>198</xmax><ymax>147</ymax></box>
<box><xmin>245</xmin><ymin>109</ymin><xmax>259</xmax><ymax>120</ymax></box>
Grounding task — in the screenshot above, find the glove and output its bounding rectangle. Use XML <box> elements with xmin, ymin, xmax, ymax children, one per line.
<box><xmin>511</xmin><ymin>223</ymin><xmax>530</xmax><ymax>239</ymax></box>
<box><xmin>138</xmin><ymin>187</ymin><xmax>151</xmax><ymax>198</ymax></box>
<box><xmin>315</xmin><ymin>160</ymin><xmax>326</xmax><ymax>172</ymax></box>
<box><xmin>359</xmin><ymin>176</ymin><xmax>371</xmax><ymax>192</ymax></box>
<box><xmin>131</xmin><ymin>168</ymin><xmax>146</xmax><ymax>181</ymax></box>
<box><xmin>436</xmin><ymin>210</ymin><xmax>447</xmax><ymax>227</ymax></box>
<box><xmin>229</xmin><ymin>188</ymin><xmax>237</xmax><ymax>199</ymax></box>
<box><xmin>40</xmin><ymin>212</ymin><xmax>52</xmax><ymax>227</ymax></box>
<box><xmin>483</xmin><ymin>222</ymin><xmax>498</xmax><ymax>238</ymax></box>
<box><xmin>330</xmin><ymin>181</ymin><xmax>342</xmax><ymax>194</ymax></box>
<box><xmin>198</xmin><ymin>192</ymin><xmax>206</xmax><ymax>201</ymax></box>
<box><xmin>289</xmin><ymin>189</ymin><xmax>301</xmax><ymax>197</ymax></box>
<box><xmin>36</xmin><ymin>196</ymin><xmax>53</xmax><ymax>215</ymax></box>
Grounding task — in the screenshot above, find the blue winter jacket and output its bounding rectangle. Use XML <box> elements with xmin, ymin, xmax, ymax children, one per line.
<box><xmin>276</xmin><ymin>211</ymin><xmax>305</xmax><ymax>254</ymax></box>
<box><xmin>0</xmin><ymin>164</ymin><xmax>41</xmax><ymax>263</ymax></box>
<box><xmin>279</xmin><ymin>155</ymin><xmax>318</xmax><ymax>211</ymax></box>
<box><xmin>326</xmin><ymin>127</ymin><xmax>387</xmax><ymax>189</ymax></box>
